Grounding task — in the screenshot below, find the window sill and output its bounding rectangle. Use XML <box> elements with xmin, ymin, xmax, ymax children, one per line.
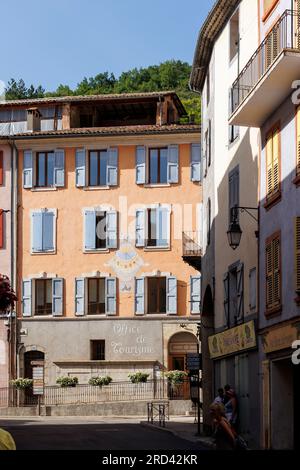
<box><xmin>31</xmin><ymin>187</ymin><xmax>58</xmax><ymax>192</ymax></box>
<box><xmin>262</xmin><ymin>0</ymin><xmax>279</xmax><ymax>23</ymax></box>
<box><xmin>31</xmin><ymin>251</ymin><xmax>56</xmax><ymax>255</ymax></box>
<box><xmin>293</xmin><ymin>173</ymin><xmax>300</xmax><ymax>187</ymax></box>
<box><xmin>83</xmin><ymin>186</ymin><xmax>111</xmax><ymax>191</ymax></box>
<box><xmin>143</xmin><ymin>183</ymin><xmax>171</xmax><ymax>188</ymax></box>
<box><xmin>265</xmin><ymin>304</ymin><xmax>282</xmax><ymax>318</ymax></box>
<box><xmin>264</xmin><ymin>191</ymin><xmax>281</xmax><ymax>211</ymax></box>
<box><xmin>144</xmin><ymin>246</ymin><xmax>170</xmax><ymax>252</ymax></box>
<box><xmin>84</xmin><ymin>249</ymin><xmax>110</xmax><ymax>254</ymax></box>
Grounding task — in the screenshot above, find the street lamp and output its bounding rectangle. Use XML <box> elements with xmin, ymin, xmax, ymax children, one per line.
<box><xmin>227</xmin><ymin>206</ymin><xmax>258</xmax><ymax>250</ymax></box>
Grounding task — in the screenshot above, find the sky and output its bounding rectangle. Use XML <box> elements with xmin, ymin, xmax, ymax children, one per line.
<box><xmin>0</xmin><ymin>0</ymin><xmax>214</xmax><ymax>92</ymax></box>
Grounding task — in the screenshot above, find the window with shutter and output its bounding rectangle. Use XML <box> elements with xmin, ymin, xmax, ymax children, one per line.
<box><xmin>296</xmin><ymin>217</ymin><xmax>300</xmax><ymax>296</ymax></box>
<box><xmin>85</xmin><ymin>209</ymin><xmax>118</xmax><ymax>251</ymax></box>
<box><xmin>145</xmin><ymin>207</ymin><xmax>170</xmax><ymax>248</ymax></box>
<box><xmin>265</xmin><ymin>233</ymin><xmax>281</xmax><ymax>314</ymax></box>
<box><xmin>229</xmin><ymin>166</ymin><xmax>239</xmax><ymax>223</ymax></box>
<box><xmin>191</xmin><ymin>143</ymin><xmax>201</xmax><ymax>182</ymax></box>
<box><xmin>31</xmin><ymin>210</ymin><xmax>55</xmax><ymax>253</ymax></box>
<box><xmin>265</xmin><ymin>125</ymin><xmax>281</xmax><ymax>204</ymax></box>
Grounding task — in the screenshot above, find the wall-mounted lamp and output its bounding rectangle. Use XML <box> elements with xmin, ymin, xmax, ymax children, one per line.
<box><xmin>227</xmin><ymin>206</ymin><xmax>258</xmax><ymax>250</ymax></box>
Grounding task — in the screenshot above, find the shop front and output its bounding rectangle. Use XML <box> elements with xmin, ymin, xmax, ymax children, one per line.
<box><xmin>260</xmin><ymin>321</ymin><xmax>300</xmax><ymax>449</ymax></box>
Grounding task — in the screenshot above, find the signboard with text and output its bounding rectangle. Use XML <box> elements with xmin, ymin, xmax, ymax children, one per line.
<box><xmin>32</xmin><ymin>366</ymin><xmax>44</xmax><ymax>396</ymax></box>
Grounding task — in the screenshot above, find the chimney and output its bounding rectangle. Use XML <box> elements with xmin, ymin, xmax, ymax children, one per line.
<box><xmin>27</xmin><ymin>107</ymin><xmax>41</xmax><ymax>132</ymax></box>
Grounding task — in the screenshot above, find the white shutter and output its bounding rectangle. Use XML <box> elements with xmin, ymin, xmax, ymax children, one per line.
<box><xmin>54</xmin><ymin>149</ymin><xmax>65</xmax><ymax>187</ymax></box>
<box><xmin>52</xmin><ymin>278</ymin><xmax>64</xmax><ymax>316</ymax></box>
<box><xmin>190</xmin><ymin>275</ymin><xmax>201</xmax><ymax>314</ymax></box>
<box><xmin>166</xmin><ymin>276</ymin><xmax>177</xmax><ymax>315</ymax></box>
<box><xmin>75</xmin><ymin>278</ymin><xmax>85</xmax><ymax>316</ymax></box>
<box><xmin>22</xmin><ymin>279</ymin><xmax>32</xmax><ymax>317</ymax></box>
<box><xmin>23</xmin><ymin>150</ymin><xmax>33</xmax><ymax>188</ymax></box>
<box><xmin>106</xmin><ymin>210</ymin><xmax>118</xmax><ymax>249</ymax></box>
<box><xmin>167</xmin><ymin>145</ymin><xmax>179</xmax><ymax>183</ymax></box>
<box><xmin>136</xmin><ymin>209</ymin><xmax>146</xmax><ymax>247</ymax></box>
<box><xmin>136</xmin><ymin>146</ymin><xmax>146</xmax><ymax>184</ymax></box>
<box><xmin>105</xmin><ymin>277</ymin><xmax>117</xmax><ymax>315</ymax></box>
<box><xmin>75</xmin><ymin>149</ymin><xmax>86</xmax><ymax>187</ymax></box>
<box><xmin>135</xmin><ymin>277</ymin><xmax>145</xmax><ymax>315</ymax></box>
<box><xmin>107</xmin><ymin>148</ymin><xmax>118</xmax><ymax>186</ymax></box>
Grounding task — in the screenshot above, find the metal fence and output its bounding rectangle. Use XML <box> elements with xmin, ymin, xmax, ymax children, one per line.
<box><xmin>231</xmin><ymin>9</ymin><xmax>300</xmax><ymax>114</ymax></box>
<box><xmin>0</xmin><ymin>379</ymin><xmax>191</xmax><ymax>407</ymax></box>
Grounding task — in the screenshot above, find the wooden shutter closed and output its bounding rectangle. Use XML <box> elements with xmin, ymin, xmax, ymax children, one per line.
<box><xmin>266</xmin><ymin>126</ymin><xmax>280</xmax><ymax>198</ymax></box>
<box><xmin>272</xmin><ymin>128</ymin><xmax>280</xmax><ymax>193</ymax></box>
<box><xmin>266</xmin><ymin>241</ymin><xmax>273</xmax><ymax>309</ymax></box>
<box><xmin>296</xmin><ymin>217</ymin><xmax>300</xmax><ymax>293</ymax></box>
<box><xmin>266</xmin><ymin>235</ymin><xmax>281</xmax><ymax>311</ymax></box>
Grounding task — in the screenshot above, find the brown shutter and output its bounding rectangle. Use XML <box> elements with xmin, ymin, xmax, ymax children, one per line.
<box><xmin>0</xmin><ymin>151</ymin><xmax>3</xmax><ymax>185</ymax></box>
<box><xmin>272</xmin><ymin>237</ymin><xmax>281</xmax><ymax>306</ymax></box>
<box><xmin>296</xmin><ymin>217</ymin><xmax>300</xmax><ymax>293</ymax></box>
<box><xmin>272</xmin><ymin>127</ymin><xmax>280</xmax><ymax>193</ymax></box>
<box><xmin>0</xmin><ymin>211</ymin><xmax>3</xmax><ymax>249</ymax></box>
<box><xmin>266</xmin><ymin>131</ymin><xmax>273</xmax><ymax>197</ymax></box>
<box><xmin>266</xmin><ymin>241</ymin><xmax>273</xmax><ymax>309</ymax></box>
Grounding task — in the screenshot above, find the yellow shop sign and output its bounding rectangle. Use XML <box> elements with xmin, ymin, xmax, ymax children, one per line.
<box><xmin>208</xmin><ymin>321</ymin><xmax>256</xmax><ymax>359</ymax></box>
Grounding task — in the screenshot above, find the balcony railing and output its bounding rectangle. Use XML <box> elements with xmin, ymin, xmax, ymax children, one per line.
<box><xmin>231</xmin><ymin>10</ymin><xmax>300</xmax><ymax>115</ymax></box>
<box><xmin>182</xmin><ymin>231</ymin><xmax>202</xmax><ymax>257</ymax></box>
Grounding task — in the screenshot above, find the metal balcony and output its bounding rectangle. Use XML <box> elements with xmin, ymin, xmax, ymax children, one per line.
<box><xmin>182</xmin><ymin>231</ymin><xmax>202</xmax><ymax>271</ymax></box>
<box><xmin>229</xmin><ymin>10</ymin><xmax>300</xmax><ymax>127</ymax></box>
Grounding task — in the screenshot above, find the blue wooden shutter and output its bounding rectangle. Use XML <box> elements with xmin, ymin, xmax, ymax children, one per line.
<box><xmin>135</xmin><ymin>277</ymin><xmax>145</xmax><ymax>315</ymax></box>
<box><xmin>22</xmin><ymin>279</ymin><xmax>32</xmax><ymax>317</ymax></box>
<box><xmin>190</xmin><ymin>275</ymin><xmax>201</xmax><ymax>314</ymax></box>
<box><xmin>52</xmin><ymin>278</ymin><xmax>64</xmax><ymax>316</ymax></box>
<box><xmin>107</xmin><ymin>148</ymin><xmax>118</xmax><ymax>186</ymax></box>
<box><xmin>136</xmin><ymin>209</ymin><xmax>146</xmax><ymax>247</ymax></box>
<box><xmin>191</xmin><ymin>143</ymin><xmax>201</xmax><ymax>182</ymax></box>
<box><xmin>32</xmin><ymin>212</ymin><xmax>43</xmax><ymax>252</ymax></box>
<box><xmin>167</xmin><ymin>145</ymin><xmax>179</xmax><ymax>183</ymax></box>
<box><xmin>157</xmin><ymin>207</ymin><xmax>169</xmax><ymax>247</ymax></box>
<box><xmin>105</xmin><ymin>277</ymin><xmax>117</xmax><ymax>315</ymax></box>
<box><xmin>54</xmin><ymin>149</ymin><xmax>65</xmax><ymax>187</ymax></box>
<box><xmin>75</xmin><ymin>278</ymin><xmax>85</xmax><ymax>316</ymax></box>
<box><xmin>166</xmin><ymin>276</ymin><xmax>177</xmax><ymax>315</ymax></box>
<box><xmin>84</xmin><ymin>210</ymin><xmax>96</xmax><ymax>250</ymax></box>
<box><xmin>42</xmin><ymin>211</ymin><xmax>54</xmax><ymax>251</ymax></box>
<box><xmin>75</xmin><ymin>149</ymin><xmax>86</xmax><ymax>187</ymax></box>
<box><xmin>106</xmin><ymin>210</ymin><xmax>117</xmax><ymax>249</ymax></box>
<box><xmin>23</xmin><ymin>150</ymin><xmax>33</xmax><ymax>188</ymax></box>
<box><xmin>136</xmin><ymin>146</ymin><xmax>146</xmax><ymax>184</ymax></box>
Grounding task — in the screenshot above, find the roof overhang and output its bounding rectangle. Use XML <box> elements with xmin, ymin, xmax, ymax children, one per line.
<box><xmin>190</xmin><ymin>0</ymin><xmax>240</xmax><ymax>92</ymax></box>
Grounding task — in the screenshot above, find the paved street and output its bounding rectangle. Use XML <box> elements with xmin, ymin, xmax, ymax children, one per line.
<box><xmin>0</xmin><ymin>417</ymin><xmax>206</xmax><ymax>451</ymax></box>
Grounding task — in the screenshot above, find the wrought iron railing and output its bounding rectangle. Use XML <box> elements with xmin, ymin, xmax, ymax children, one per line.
<box><xmin>182</xmin><ymin>231</ymin><xmax>202</xmax><ymax>257</ymax></box>
<box><xmin>0</xmin><ymin>379</ymin><xmax>191</xmax><ymax>407</ymax></box>
<box><xmin>231</xmin><ymin>10</ymin><xmax>300</xmax><ymax>115</ymax></box>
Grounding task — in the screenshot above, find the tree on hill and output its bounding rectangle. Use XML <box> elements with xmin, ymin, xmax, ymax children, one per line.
<box><xmin>4</xmin><ymin>61</ymin><xmax>200</xmax><ymax>122</ymax></box>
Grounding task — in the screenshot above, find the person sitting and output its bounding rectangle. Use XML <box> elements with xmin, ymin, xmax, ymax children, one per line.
<box><xmin>213</xmin><ymin>388</ymin><xmax>225</xmax><ymax>405</ymax></box>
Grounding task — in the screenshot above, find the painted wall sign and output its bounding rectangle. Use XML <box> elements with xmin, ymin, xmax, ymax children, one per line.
<box><xmin>208</xmin><ymin>320</ymin><xmax>256</xmax><ymax>359</ymax></box>
<box><xmin>262</xmin><ymin>324</ymin><xmax>299</xmax><ymax>354</ymax></box>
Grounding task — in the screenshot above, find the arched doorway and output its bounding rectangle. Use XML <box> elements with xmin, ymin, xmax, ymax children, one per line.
<box><xmin>201</xmin><ymin>285</ymin><xmax>214</xmax><ymax>432</ymax></box>
<box><xmin>168</xmin><ymin>332</ymin><xmax>198</xmax><ymax>399</ymax></box>
<box><xmin>24</xmin><ymin>350</ymin><xmax>45</xmax><ymax>404</ymax></box>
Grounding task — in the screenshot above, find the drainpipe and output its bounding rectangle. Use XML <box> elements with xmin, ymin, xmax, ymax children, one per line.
<box><xmin>8</xmin><ymin>138</ymin><xmax>18</xmax><ymax>381</ymax></box>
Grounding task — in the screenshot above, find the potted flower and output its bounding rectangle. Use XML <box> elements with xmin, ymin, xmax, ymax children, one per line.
<box><xmin>165</xmin><ymin>370</ymin><xmax>187</xmax><ymax>385</ymax></box>
<box><xmin>0</xmin><ymin>274</ymin><xmax>17</xmax><ymax>313</ymax></box>
<box><xmin>10</xmin><ymin>378</ymin><xmax>33</xmax><ymax>390</ymax></box>
<box><xmin>56</xmin><ymin>376</ymin><xmax>78</xmax><ymax>388</ymax></box>
<box><xmin>128</xmin><ymin>372</ymin><xmax>149</xmax><ymax>384</ymax></box>
<box><xmin>89</xmin><ymin>376</ymin><xmax>112</xmax><ymax>387</ymax></box>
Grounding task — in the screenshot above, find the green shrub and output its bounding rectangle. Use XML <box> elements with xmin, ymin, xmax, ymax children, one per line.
<box><xmin>165</xmin><ymin>370</ymin><xmax>187</xmax><ymax>385</ymax></box>
<box><xmin>56</xmin><ymin>376</ymin><xmax>78</xmax><ymax>388</ymax></box>
<box><xmin>10</xmin><ymin>378</ymin><xmax>33</xmax><ymax>390</ymax></box>
<box><xmin>128</xmin><ymin>372</ymin><xmax>149</xmax><ymax>384</ymax></box>
<box><xmin>89</xmin><ymin>376</ymin><xmax>112</xmax><ymax>387</ymax></box>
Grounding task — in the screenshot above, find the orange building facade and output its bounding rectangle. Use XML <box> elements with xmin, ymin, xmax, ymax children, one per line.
<box><xmin>0</xmin><ymin>92</ymin><xmax>201</xmax><ymax>385</ymax></box>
